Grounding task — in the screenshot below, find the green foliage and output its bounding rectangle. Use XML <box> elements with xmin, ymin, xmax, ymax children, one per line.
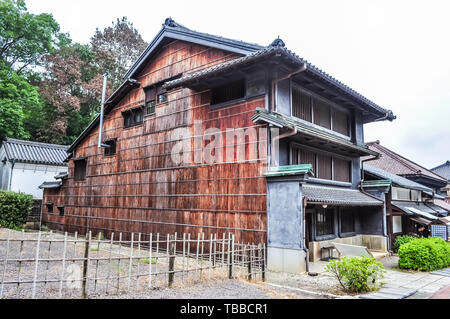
<box><xmin>0</xmin><ymin>190</ymin><xmax>33</xmax><ymax>229</ymax></box>
<box><xmin>0</xmin><ymin>63</ymin><xmax>43</xmax><ymax>140</ymax></box>
<box><xmin>325</xmin><ymin>255</ymin><xmax>386</xmax><ymax>293</ymax></box>
<box><xmin>398</xmin><ymin>237</ymin><xmax>450</xmax><ymax>271</ymax></box>
<box><xmin>0</xmin><ymin>0</ymin><xmax>62</xmax><ymax>73</ymax></box>
<box><xmin>392</xmin><ymin>235</ymin><xmax>416</xmax><ymax>253</ymax></box>
<box><xmin>139</xmin><ymin>258</ymin><xmax>157</xmax><ymax>264</ymax></box>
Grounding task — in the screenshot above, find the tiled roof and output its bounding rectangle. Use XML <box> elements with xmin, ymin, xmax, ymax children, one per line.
<box><xmin>1</xmin><ymin>138</ymin><xmax>68</xmax><ymax>166</ymax></box>
<box><xmin>431</xmin><ymin>161</ymin><xmax>450</xmax><ymax>181</ymax></box>
<box><xmin>391</xmin><ymin>201</ymin><xmax>440</xmax><ymax>220</ymax></box>
<box><xmin>302</xmin><ymin>184</ymin><xmax>383</xmax><ymax>206</ymax></box>
<box><xmin>365</xmin><ymin>142</ymin><xmax>447</xmax><ymax>183</ymax></box>
<box><xmin>38</xmin><ymin>181</ymin><xmax>62</xmax><ymax>189</ymax></box>
<box><xmin>164</xmin><ymin>45</ymin><xmax>395</xmax><ymax>121</ymax></box>
<box><xmin>364</xmin><ymin>164</ymin><xmax>434</xmax><ymax>193</ymax></box>
<box><xmin>264</xmin><ymin>164</ymin><xmax>313</xmax><ymax>178</ymax></box>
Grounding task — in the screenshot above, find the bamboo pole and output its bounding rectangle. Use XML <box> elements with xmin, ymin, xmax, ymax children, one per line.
<box><xmin>58</xmin><ymin>232</ymin><xmax>68</xmax><ymax>298</ymax></box>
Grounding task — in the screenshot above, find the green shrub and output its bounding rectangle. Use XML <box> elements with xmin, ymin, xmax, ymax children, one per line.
<box><xmin>398</xmin><ymin>237</ymin><xmax>450</xmax><ymax>271</ymax></box>
<box><xmin>0</xmin><ymin>190</ymin><xmax>33</xmax><ymax>229</ymax></box>
<box><xmin>325</xmin><ymin>255</ymin><xmax>386</xmax><ymax>293</ymax></box>
<box><xmin>393</xmin><ymin>235</ymin><xmax>416</xmax><ymax>253</ymax></box>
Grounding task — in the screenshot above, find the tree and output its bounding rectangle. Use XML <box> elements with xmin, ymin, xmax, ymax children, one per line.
<box><xmin>91</xmin><ymin>17</ymin><xmax>147</xmax><ymax>90</ymax></box>
<box><xmin>37</xmin><ymin>44</ymin><xmax>110</xmax><ymax>144</ymax></box>
<box><xmin>0</xmin><ymin>60</ymin><xmax>41</xmax><ymax>140</ymax></box>
<box><xmin>0</xmin><ymin>0</ymin><xmax>64</xmax><ymax>74</ymax></box>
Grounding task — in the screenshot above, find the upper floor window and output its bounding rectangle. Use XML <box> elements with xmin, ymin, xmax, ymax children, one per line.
<box><xmin>74</xmin><ymin>158</ymin><xmax>87</xmax><ymax>181</ymax></box>
<box><xmin>291</xmin><ymin>145</ymin><xmax>352</xmax><ymax>183</ymax></box>
<box><xmin>291</xmin><ymin>87</ymin><xmax>350</xmax><ymax>136</ymax></box>
<box><xmin>211</xmin><ymin>79</ymin><xmax>245</xmax><ymax>106</ymax></box>
<box><xmin>104</xmin><ymin>139</ymin><xmax>117</xmax><ymax>156</ymax></box>
<box><xmin>145</xmin><ymin>85</ymin><xmax>168</xmax><ymax>115</ymax></box>
<box><xmin>123</xmin><ymin>107</ymin><xmax>143</xmax><ymax>128</ymax></box>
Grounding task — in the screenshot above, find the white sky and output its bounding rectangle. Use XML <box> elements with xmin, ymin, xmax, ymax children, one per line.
<box><xmin>26</xmin><ymin>0</ymin><xmax>450</xmax><ymax>169</ymax></box>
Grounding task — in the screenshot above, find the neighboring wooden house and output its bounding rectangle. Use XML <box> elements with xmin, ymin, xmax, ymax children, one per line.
<box><xmin>365</xmin><ymin>141</ymin><xmax>448</xmax><ymax>195</ymax></box>
<box><xmin>431</xmin><ymin>161</ymin><xmax>450</xmax><ymax>202</ymax></box>
<box><xmin>42</xmin><ymin>18</ymin><xmax>396</xmax><ymax>274</ymax></box>
<box><xmin>363</xmin><ymin>164</ymin><xmax>449</xmax><ymax>248</ymax></box>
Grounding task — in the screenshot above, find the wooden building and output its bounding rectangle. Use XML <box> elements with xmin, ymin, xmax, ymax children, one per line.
<box><xmin>42</xmin><ymin>19</ymin><xmax>397</xmax><ymax>273</ymax></box>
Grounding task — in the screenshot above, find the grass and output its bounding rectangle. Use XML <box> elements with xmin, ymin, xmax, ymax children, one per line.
<box><xmin>139</xmin><ymin>258</ymin><xmax>158</xmax><ymax>264</ymax></box>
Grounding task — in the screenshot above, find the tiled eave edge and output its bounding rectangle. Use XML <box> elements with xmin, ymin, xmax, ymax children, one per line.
<box><xmin>251</xmin><ymin>108</ymin><xmax>379</xmax><ymax>157</ymax></box>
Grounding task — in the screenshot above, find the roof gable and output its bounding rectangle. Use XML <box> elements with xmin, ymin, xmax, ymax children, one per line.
<box><xmin>431</xmin><ymin>161</ymin><xmax>450</xmax><ymax>181</ymax></box>
<box><xmin>366</xmin><ymin>142</ymin><xmax>447</xmax><ymax>183</ymax></box>
<box><xmin>124</xmin><ymin>18</ymin><xmax>264</xmax><ymax>80</ymax></box>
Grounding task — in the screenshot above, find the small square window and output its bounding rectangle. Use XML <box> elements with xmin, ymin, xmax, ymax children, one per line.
<box><xmin>46</xmin><ymin>202</ymin><xmax>54</xmax><ymax>213</ymax></box>
<box><xmin>74</xmin><ymin>159</ymin><xmax>87</xmax><ymax>181</ymax></box>
<box><xmin>123</xmin><ymin>107</ymin><xmax>144</xmax><ymax>128</ymax></box>
<box><xmin>57</xmin><ymin>206</ymin><xmax>65</xmax><ymax>217</ymax></box>
<box><xmin>158</xmin><ymin>93</ymin><xmax>168</xmax><ymax>104</ymax></box>
<box><xmin>104</xmin><ymin>139</ymin><xmax>117</xmax><ymax>156</ymax></box>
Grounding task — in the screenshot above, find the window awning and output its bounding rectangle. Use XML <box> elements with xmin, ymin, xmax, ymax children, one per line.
<box><xmin>391</xmin><ymin>201</ymin><xmax>439</xmax><ymax>220</ymax></box>
<box><xmin>302</xmin><ymin>184</ymin><xmax>384</xmax><ymax>206</ymax></box>
<box><xmin>410</xmin><ymin>217</ymin><xmax>434</xmax><ymax>226</ymax></box>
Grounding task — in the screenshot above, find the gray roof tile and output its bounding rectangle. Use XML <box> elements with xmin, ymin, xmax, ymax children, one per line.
<box><xmin>302</xmin><ymin>184</ymin><xmax>383</xmax><ymax>206</ymax></box>
<box><xmin>2</xmin><ymin>138</ymin><xmax>68</xmax><ymax>166</ymax></box>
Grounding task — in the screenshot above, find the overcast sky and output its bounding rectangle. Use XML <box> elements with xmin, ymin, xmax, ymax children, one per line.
<box><xmin>26</xmin><ymin>0</ymin><xmax>450</xmax><ymax>169</ymax></box>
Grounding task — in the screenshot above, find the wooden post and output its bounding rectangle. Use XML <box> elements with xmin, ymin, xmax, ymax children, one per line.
<box><xmin>94</xmin><ymin>232</ymin><xmax>102</xmax><ymax>292</ymax></box>
<box><xmin>195</xmin><ymin>233</ymin><xmax>200</xmax><ymax>281</ymax></box>
<box><xmin>58</xmin><ymin>232</ymin><xmax>68</xmax><ymax>298</ymax></box>
<box><xmin>208</xmin><ymin>234</ymin><xmax>213</xmax><ymax>280</ymax></box>
<box><xmin>127</xmin><ymin>233</ymin><xmax>134</xmax><ymax>292</ymax></box>
<box><xmin>81</xmin><ymin>231</ymin><xmax>91</xmax><ymax>299</ymax></box>
<box><xmin>31</xmin><ymin>231</ymin><xmax>41</xmax><ymax>299</ymax></box>
<box><xmin>17</xmin><ymin>229</ymin><xmax>25</xmax><ymax>294</ymax></box>
<box><xmin>105</xmin><ymin>232</ymin><xmax>114</xmax><ymax>293</ymax></box>
<box><xmin>247</xmin><ymin>245</ymin><xmax>252</xmax><ymax>281</ymax></box>
<box><xmin>0</xmin><ymin>229</ymin><xmax>11</xmax><ymax>298</ymax></box>
<box><xmin>148</xmin><ymin>233</ymin><xmax>152</xmax><ymax>289</ymax></box>
<box><xmin>116</xmin><ymin>232</ymin><xmax>122</xmax><ymax>293</ymax></box>
<box><xmin>136</xmin><ymin>233</ymin><xmax>141</xmax><ymax>289</ymax></box>
<box><xmin>221</xmin><ymin>233</ymin><xmax>225</xmax><ymax>278</ymax></box>
<box><xmin>262</xmin><ymin>243</ymin><xmax>266</xmax><ymax>282</ymax></box>
<box><xmin>182</xmin><ymin>233</ymin><xmax>186</xmax><ymax>283</ymax></box>
<box><xmin>168</xmin><ymin>235</ymin><xmax>176</xmax><ymax>288</ymax></box>
<box><xmin>228</xmin><ymin>234</ymin><xmax>234</xmax><ymax>279</ymax></box>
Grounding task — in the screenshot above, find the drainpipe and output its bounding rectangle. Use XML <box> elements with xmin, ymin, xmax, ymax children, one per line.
<box><xmin>302</xmin><ymin>195</ymin><xmax>310</xmax><ymax>273</ymax></box>
<box><xmin>98</xmin><ymin>73</ymin><xmax>109</xmax><ymax>148</ymax></box>
<box><xmin>8</xmin><ymin>159</ymin><xmax>15</xmax><ymax>191</ymax></box>
<box><xmin>373</xmin><ymin>112</ymin><xmax>392</xmax><ymax>122</ymax></box>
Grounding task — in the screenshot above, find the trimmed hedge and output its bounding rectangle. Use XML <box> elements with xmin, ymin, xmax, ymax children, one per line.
<box><xmin>325</xmin><ymin>255</ymin><xmax>386</xmax><ymax>293</ymax></box>
<box><xmin>0</xmin><ymin>190</ymin><xmax>33</xmax><ymax>229</ymax></box>
<box><xmin>393</xmin><ymin>235</ymin><xmax>416</xmax><ymax>253</ymax></box>
<box><xmin>398</xmin><ymin>237</ymin><xmax>450</xmax><ymax>271</ymax></box>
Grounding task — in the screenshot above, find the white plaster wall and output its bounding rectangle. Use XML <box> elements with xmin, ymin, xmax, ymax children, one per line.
<box><xmin>10</xmin><ymin>163</ymin><xmax>67</xmax><ymax>199</ymax></box>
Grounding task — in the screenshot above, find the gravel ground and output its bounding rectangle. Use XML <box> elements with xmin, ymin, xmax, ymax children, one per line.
<box><xmin>1</xmin><ymin>228</ymin><xmax>316</xmax><ymax>299</ymax></box>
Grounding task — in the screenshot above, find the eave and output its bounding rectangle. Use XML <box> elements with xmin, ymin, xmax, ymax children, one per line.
<box><xmin>251</xmin><ymin>108</ymin><xmax>379</xmax><ymax>157</ymax></box>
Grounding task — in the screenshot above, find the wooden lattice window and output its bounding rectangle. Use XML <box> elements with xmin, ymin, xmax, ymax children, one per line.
<box><xmin>333</xmin><ymin>157</ymin><xmax>351</xmax><ymax>183</ymax></box>
<box><xmin>292</xmin><ymin>88</ymin><xmax>312</xmax><ymax>121</ymax></box>
<box><xmin>316</xmin><ymin>208</ymin><xmax>334</xmax><ymax>237</ymax></box>
<box><xmin>332</xmin><ymin>108</ymin><xmax>349</xmax><ymax>136</ymax></box>
<box><xmin>123</xmin><ymin>107</ymin><xmax>144</xmax><ymax>127</ymax></box>
<box><xmin>313</xmin><ymin>98</ymin><xmax>331</xmax><ymax>129</ymax></box>
<box><xmin>317</xmin><ymin>153</ymin><xmax>332</xmax><ymax>180</ymax></box>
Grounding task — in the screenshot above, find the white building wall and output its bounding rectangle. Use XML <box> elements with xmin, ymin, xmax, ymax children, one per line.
<box><xmin>9</xmin><ymin>163</ymin><xmax>67</xmax><ymax>199</ymax></box>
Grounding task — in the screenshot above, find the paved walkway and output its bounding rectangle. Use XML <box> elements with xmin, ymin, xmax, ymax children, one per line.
<box><xmin>430</xmin><ymin>285</ymin><xmax>450</xmax><ymax>299</ymax></box>
<box><xmin>360</xmin><ymin>256</ymin><xmax>450</xmax><ymax>299</ymax></box>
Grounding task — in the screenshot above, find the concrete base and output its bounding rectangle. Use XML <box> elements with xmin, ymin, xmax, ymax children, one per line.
<box><xmin>267</xmin><ymin>247</ymin><xmax>307</xmax><ymax>274</ymax></box>
<box><xmin>309</xmin><ymin>235</ymin><xmax>388</xmax><ymax>262</ymax></box>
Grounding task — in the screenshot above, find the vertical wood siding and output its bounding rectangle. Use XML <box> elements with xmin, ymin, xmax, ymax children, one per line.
<box><xmin>42</xmin><ymin>40</ymin><xmax>268</xmax><ymax>244</ymax></box>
